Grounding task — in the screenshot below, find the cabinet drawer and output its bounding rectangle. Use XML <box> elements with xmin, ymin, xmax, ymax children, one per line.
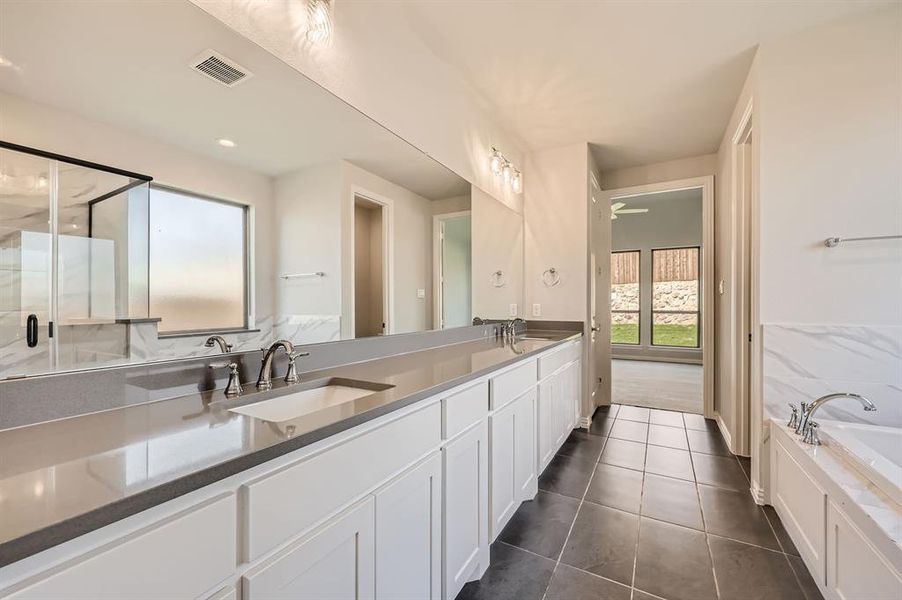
<box><xmin>242</xmin><ymin>403</ymin><xmax>441</xmax><ymax>561</ymax></box>
<box><xmin>6</xmin><ymin>494</ymin><xmax>236</xmax><ymax>600</ymax></box>
<box><xmin>538</xmin><ymin>341</ymin><xmax>580</xmax><ymax>380</ymax></box>
<box><xmin>489</xmin><ymin>360</ymin><xmax>536</xmax><ymax>410</ymax></box>
<box><xmin>443</xmin><ymin>382</ymin><xmax>488</xmax><ymax>439</ymax></box>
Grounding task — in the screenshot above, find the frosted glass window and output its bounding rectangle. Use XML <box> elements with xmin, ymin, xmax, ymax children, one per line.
<box><xmin>149</xmin><ymin>187</ymin><xmax>247</xmax><ymax>333</ymax></box>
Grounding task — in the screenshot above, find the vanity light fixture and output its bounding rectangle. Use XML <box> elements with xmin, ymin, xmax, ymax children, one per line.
<box><xmin>217</xmin><ymin>138</ymin><xmax>237</xmax><ymax>148</ymax></box>
<box><xmin>306</xmin><ymin>0</ymin><xmax>334</xmax><ymax>44</ymax></box>
<box><xmin>511</xmin><ymin>170</ymin><xmax>522</xmax><ymax>194</ymax></box>
<box><xmin>488</xmin><ymin>147</ymin><xmax>523</xmax><ymax>194</ymax></box>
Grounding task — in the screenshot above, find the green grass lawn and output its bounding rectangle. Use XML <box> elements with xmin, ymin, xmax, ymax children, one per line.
<box><xmin>611</xmin><ymin>323</ymin><xmax>698</xmax><ymax>347</ymax></box>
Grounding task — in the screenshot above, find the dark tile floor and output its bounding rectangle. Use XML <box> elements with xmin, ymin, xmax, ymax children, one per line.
<box><xmin>459</xmin><ymin>403</ymin><xmax>823</xmax><ymax>600</ymax></box>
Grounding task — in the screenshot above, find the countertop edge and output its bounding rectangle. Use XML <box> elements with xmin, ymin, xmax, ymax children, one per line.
<box><xmin>0</xmin><ymin>332</ymin><xmax>581</xmax><ymax>568</ymax></box>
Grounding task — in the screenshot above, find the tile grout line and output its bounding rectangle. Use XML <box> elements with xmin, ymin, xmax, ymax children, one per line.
<box><xmin>690</xmin><ymin>428</ymin><xmax>723</xmax><ymax>600</ymax></box>
<box><xmin>541</xmin><ymin>433</ymin><xmax>609</xmax><ymax>600</ymax></box>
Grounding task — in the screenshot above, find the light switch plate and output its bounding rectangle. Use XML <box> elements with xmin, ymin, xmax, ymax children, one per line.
<box><xmin>509</xmin><ymin>303</ymin><xmax>518</xmax><ymax>316</ymax></box>
<box><xmin>417</xmin><ymin>288</ymin><xmax>425</xmax><ymax>299</ymax></box>
<box><xmin>532</xmin><ymin>303</ymin><xmax>541</xmax><ymax>317</ymax></box>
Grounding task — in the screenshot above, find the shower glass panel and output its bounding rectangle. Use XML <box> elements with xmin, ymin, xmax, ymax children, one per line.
<box><xmin>0</xmin><ymin>143</ymin><xmax>151</xmax><ymax>378</ymax></box>
<box><xmin>0</xmin><ymin>146</ymin><xmax>53</xmax><ymax>376</ymax></box>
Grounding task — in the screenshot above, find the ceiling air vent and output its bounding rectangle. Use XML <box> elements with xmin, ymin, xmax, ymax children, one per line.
<box><xmin>190</xmin><ymin>50</ymin><xmax>252</xmax><ymax>87</ymax></box>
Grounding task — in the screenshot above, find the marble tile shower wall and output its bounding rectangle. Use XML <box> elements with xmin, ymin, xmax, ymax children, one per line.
<box><xmin>763</xmin><ymin>324</ymin><xmax>902</xmax><ymax>427</ymax></box>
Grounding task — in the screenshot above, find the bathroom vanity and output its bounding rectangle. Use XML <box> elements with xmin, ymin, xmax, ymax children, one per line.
<box><xmin>0</xmin><ymin>332</ymin><xmax>582</xmax><ymax>600</ymax></box>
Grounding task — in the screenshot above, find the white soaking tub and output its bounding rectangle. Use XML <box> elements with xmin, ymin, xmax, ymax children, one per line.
<box><xmin>818</xmin><ymin>420</ymin><xmax>902</xmax><ymax>506</ymax></box>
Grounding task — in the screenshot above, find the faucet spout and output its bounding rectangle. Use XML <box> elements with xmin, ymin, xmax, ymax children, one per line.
<box><xmin>797</xmin><ymin>392</ymin><xmax>876</xmax><ymax>441</ymax></box>
<box><xmin>256</xmin><ymin>340</ymin><xmax>296</xmax><ymax>390</ymax></box>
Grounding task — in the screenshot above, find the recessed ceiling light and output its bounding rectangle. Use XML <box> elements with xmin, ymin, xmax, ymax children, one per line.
<box><xmin>217</xmin><ymin>138</ymin><xmax>237</xmax><ymax>148</ymax></box>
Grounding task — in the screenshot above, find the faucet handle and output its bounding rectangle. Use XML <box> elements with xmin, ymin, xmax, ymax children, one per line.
<box><xmin>802</xmin><ymin>421</ymin><xmax>821</xmax><ymax>445</ymax></box>
<box><xmin>787</xmin><ymin>404</ymin><xmax>799</xmax><ymax>429</ymax></box>
<box><xmin>284</xmin><ymin>351</ymin><xmax>310</xmax><ymax>384</ymax></box>
<box><xmin>209</xmin><ymin>361</ymin><xmax>241</xmax><ymax>398</ymax></box>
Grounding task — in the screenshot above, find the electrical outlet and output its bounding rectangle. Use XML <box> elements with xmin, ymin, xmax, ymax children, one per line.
<box><xmin>416</xmin><ymin>288</ymin><xmax>425</xmax><ymax>299</ymax></box>
<box><xmin>532</xmin><ymin>303</ymin><xmax>541</xmax><ymax>317</ymax></box>
<box><xmin>509</xmin><ymin>303</ymin><xmax>518</xmax><ymax>316</ymax></box>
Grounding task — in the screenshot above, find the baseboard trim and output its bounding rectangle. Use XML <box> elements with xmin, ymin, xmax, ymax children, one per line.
<box><xmin>715</xmin><ymin>413</ymin><xmax>733</xmax><ymax>453</ymax></box>
<box><xmin>750</xmin><ymin>478</ymin><xmax>766</xmax><ymax>506</ymax></box>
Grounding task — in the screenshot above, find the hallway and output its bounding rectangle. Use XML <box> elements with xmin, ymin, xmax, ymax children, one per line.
<box><xmin>459</xmin><ymin>405</ymin><xmax>822</xmax><ymax>600</ymax></box>
<box><xmin>612</xmin><ymin>359</ymin><xmax>703</xmax><ymax>414</ymax></box>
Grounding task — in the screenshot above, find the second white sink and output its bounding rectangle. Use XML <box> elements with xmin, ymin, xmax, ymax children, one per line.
<box><xmin>229</xmin><ymin>382</ymin><xmax>388</xmax><ymax>423</ymax></box>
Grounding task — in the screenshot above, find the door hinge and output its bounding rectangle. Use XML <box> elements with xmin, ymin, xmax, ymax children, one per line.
<box><xmin>748</xmin><ymin>333</ymin><xmax>752</xmax><ymax>342</ymax></box>
<box><xmin>48</xmin><ymin>321</ymin><xmax>54</xmax><ymax>338</ymax></box>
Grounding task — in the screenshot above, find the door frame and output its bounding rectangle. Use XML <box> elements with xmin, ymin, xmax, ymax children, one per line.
<box><xmin>600</xmin><ymin>175</ymin><xmax>715</xmax><ymax>419</ymax></box>
<box><xmin>348</xmin><ymin>187</ymin><xmax>393</xmax><ymax>337</ymax></box>
<box><xmin>432</xmin><ymin>210</ymin><xmax>471</xmax><ymax>329</ymax></box>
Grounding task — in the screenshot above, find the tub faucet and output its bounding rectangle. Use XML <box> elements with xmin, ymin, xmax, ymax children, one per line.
<box><xmin>797</xmin><ymin>393</ymin><xmax>876</xmax><ymax>445</ymax></box>
<box><xmin>257</xmin><ymin>340</ymin><xmax>308</xmax><ymax>390</ymax></box>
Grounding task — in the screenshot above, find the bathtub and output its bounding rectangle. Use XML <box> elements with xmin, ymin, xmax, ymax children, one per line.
<box><xmin>819</xmin><ymin>420</ymin><xmax>902</xmax><ymax>506</ymax></box>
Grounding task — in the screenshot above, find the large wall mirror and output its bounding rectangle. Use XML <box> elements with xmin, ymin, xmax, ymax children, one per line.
<box><xmin>0</xmin><ymin>0</ymin><xmax>524</xmax><ymax>378</ymax></box>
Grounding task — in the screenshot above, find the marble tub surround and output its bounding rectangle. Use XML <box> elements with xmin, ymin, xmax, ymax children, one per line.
<box><xmin>772</xmin><ymin>421</ymin><xmax>902</xmax><ymax>557</ymax></box>
<box><xmin>0</xmin><ymin>323</ymin><xmax>514</xmax><ymax>430</ymax></box>
<box><xmin>0</xmin><ymin>330</ymin><xmax>579</xmax><ymax>565</ymax></box>
<box><xmin>763</xmin><ymin>324</ymin><xmax>902</xmax><ymax>427</ymax></box>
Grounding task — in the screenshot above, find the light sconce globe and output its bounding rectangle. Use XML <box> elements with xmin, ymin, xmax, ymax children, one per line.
<box><xmin>511</xmin><ymin>170</ymin><xmax>522</xmax><ymax>194</ymax></box>
<box><xmin>307</xmin><ymin>0</ymin><xmax>334</xmax><ymax>44</ymax></box>
<box><xmin>489</xmin><ymin>148</ymin><xmax>504</xmax><ymax>176</ymax></box>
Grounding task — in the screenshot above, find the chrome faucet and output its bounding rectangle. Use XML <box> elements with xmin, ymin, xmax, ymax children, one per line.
<box><xmin>204</xmin><ymin>335</ymin><xmax>233</xmax><ymax>354</ymax></box>
<box><xmin>504</xmin><ymin>318</ymin><xmax>525</xmax><ymax>340</ymax></box>
<box><xmin>796</xmin><ymin>392</ymin><xmax>876</xmax><ymax>445</ymax></box>
<box><xmin>256</xmin><ymin>340</ymin><xmax>309</xmax><ymax>390</ymax></box>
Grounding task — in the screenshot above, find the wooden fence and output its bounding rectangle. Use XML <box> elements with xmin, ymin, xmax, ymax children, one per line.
<box><xmin>611</xmin><ymin>247</ymin><xmax>699</xmax><ymax>284</ymax></box>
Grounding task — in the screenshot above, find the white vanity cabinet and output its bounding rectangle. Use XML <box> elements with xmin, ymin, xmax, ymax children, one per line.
<box><xmin>0</xmin><ymin>337</ymin><xmax>584</xmax><ymax>600</ymax></box>
<box><xmin>442</xmin><ymin>420</ymin><xmax>489</xmax><ymax>600</ymax></box>
<box><xmin>242</xmin><ymin>497</ymin><xmax>376</xmax><ymax>600</ymax></box>
<box><xmin>374</xmin><ymin>452</ymin><xmax>442</xmax><ymax>600</ymax></box>
<box><xmin>537</xmin><ymin>342</ymin><xmax>582</xmax><ymax>471</ymax></box>
<box><xmin>488</xmin><ymin>388</ymin><xmax>537</xmax><ymax>541</ymax></box>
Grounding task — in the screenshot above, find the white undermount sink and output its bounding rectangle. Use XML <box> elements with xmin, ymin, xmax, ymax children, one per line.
<box><xmin>229</xmin><ymin>379</ymin><xmax>393</xmax><ymax>423</ymax></box>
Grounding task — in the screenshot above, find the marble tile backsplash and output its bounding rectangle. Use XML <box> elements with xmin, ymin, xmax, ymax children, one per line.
<box><xmin>763</xmin><ymin>324</ymin><xmax>902</xmax><ymax>427</ymax></box>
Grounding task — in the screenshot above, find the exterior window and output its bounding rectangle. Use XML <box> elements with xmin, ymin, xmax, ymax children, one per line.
<box><xmin>610</xmin><ymin>250</ymin><xmax>639</xmax><ymax>344</ymax></box>
<box><xmin>149</xmin><ymin>186</ymin><xmax>248</xmax><ymax>334</ymax></box>
<box><xmin>651</xmin><ymin>247</ymin><xmax>699</xmax><ymax>348</ymax></box>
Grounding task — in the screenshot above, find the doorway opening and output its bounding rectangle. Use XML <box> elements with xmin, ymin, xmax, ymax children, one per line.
<box><xmin>601</xmin><ymin>177</ymin><xmax>715</xmax><ymax>418</ymax></box>
<box><xmin>353</xmin><ymin>195</ymin><xmax>387</xmax><ymax>337</ymax></box>
<box><xmin>433</xmin><ymin>211</ymin><xmax>472</xmax><ymax>329</ymax></box>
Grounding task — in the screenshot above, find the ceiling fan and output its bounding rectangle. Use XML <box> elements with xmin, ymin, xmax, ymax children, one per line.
<box><xmin>610</xmin><ymin>201</ymin><xmax>649</xmax><ymax>220</ymax></box>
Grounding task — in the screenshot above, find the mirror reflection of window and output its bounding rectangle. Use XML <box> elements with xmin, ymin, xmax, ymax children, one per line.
<box><xmin>148</xmin><ymin>186</ymin><xmax>248</xmax><ymax>334</ymax></box>
<box><xmin>651</xmin><ymin>247</ymin><xmax>699</xmax><ymax>348</ymax></box>
<box><xmin>610</xmin><ymin>250</ymin><xmax>640</xmax><ymax>344</ymax></box>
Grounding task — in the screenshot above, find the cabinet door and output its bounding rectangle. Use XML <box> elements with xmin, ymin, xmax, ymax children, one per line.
<box><xmin>513</xmin><ymin>388</ymin><xmax>538</xmax><ymax>503</ymax></box>
<box><xmin>537</xmin><ymin>377</ymin><xmax>556</xmax><ymax>471</ymax></box>
<box><xmin>374</xmin><ymin>452</ymin><xmax>442</xmax><ymax>600</ymax></box>
<box><xmin>826</xmin><ymin>501</ymin><xmax>902</xmax><ymax>600</ymax></box>
<box><xmin>242</xmin><ymin>497</ymin><xmax>375</xmax><ymax>600</ymax></box>
<box><xmin>489</xmin><ymin>399</ymin><xmax>518</xmax><ymax>542</ymax></box>
<box><xmin>443</xmin><ymin>421</ymin><xmax>488</xmax><ymax>600</ymax></box>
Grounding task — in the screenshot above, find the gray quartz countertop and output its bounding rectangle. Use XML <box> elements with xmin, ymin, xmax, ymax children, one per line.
<box><xmin>0</xmin><ymin>332</ymin><xmax>579</xmax><ymax>566</ymax></box>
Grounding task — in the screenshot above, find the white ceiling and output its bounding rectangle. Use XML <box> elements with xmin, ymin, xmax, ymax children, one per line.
<box><xmin>0</xmin><ymin>0</ymin><xmax>469</xmax><ymax>199</ymax></box>
<box><xmin>401</xmin><ymin>0</ymin><xmax>894</xmax><ymax>171</ymax></box>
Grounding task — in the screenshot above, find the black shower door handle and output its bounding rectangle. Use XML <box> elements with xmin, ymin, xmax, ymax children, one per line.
<box><xmin>26</xmin><ymin>314</ymin><xmax>38</xmax><ymax>348</ymax></box>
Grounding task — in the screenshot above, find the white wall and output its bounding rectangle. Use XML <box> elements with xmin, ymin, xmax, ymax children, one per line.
<box><xmin>756</xmin><ymin>7</ymin><xmax>901</xmax><ymax>326</ymax></box>
<box><xmin>601</xmin><ymin>154</ymin><xmax>718</xmax><ymax>190</ymax></box>
<box><xmin>523</xmin><ymin>143</ymin><xmax>589</xmax><ymax>322</ymax></box>
<box><xmin>471</xmin><ymin>186</ymin><xmax>524</xmax><ymax>320</ymax></box>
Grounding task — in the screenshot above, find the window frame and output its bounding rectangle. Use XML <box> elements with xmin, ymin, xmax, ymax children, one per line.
<box><xmin>610</xmin><ymin>249</ymin><xmax>641</xmax><ymax>346</ymax></box>
<box><xmin>650</xmin><ymin>245</ymin><xmax>700</xmax><ymax>349</ymax></box>
<box><xmin>148</xmin><ymin>183</ymin><xmax>251</xmax><ymax>336</ymax></box>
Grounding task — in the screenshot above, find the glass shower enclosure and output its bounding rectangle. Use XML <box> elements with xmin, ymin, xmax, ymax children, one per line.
<box><xmin>0</xmin><ymin>141</ymin><xmax>151</xmax><ymax>378</ymax></box>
